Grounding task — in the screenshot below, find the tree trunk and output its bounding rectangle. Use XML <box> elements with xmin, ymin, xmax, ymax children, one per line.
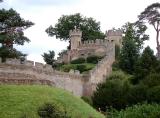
<box><xmin>156</xmin><ymin>30</ymin><xmax>160</xmax><ymax>58</ymax></box>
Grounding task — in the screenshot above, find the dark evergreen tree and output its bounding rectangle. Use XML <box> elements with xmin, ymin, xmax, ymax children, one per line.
<box><xmin>119</xmin><ymin>22</ymin><xmax>148</xmax><ymax>74</ymax></box>
<box><xmin>133</xmin><ymin>46</ymin><xmax>158</xmax><ymax>83</ymax></box>
<box><xmin>0</xmin><ymin>8</ymin><xmax>34</xmax><ymax>61</ymax></box>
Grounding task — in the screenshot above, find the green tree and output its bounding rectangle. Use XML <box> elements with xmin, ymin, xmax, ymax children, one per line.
<box><xmin>133</xmin><ymin>46</ymin><xmax>158</xmax><ymax>83</ymax></box>
<box><xmin>46</xmin><ymin>13</ymin><xmax>104</xmax><ymax>42</ymax></box>
<box><xmin>119</xmin><ymin>22</ymin><xmax>148</xmax><ymax>74</ymax></box>
<box><xmin>42</xmin><ymin>50</ymin><xmax>55</xmax><ymax>66</ymax></box>
<box><xmin>92</xmin><ymin>72</ymin><xmax>130</xmax><ymax>111</ymax></box>
<box><xmin>0</xmin><ymin>8</ymin><xmax>34</xmax><ymax>61</ymax></box>
<box><xmin>138</xmin><ymin>3</ymin><xmax>160</xmax><ymax>57</ymax></box>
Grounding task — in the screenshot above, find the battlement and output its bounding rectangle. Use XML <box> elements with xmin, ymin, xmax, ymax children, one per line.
<box><xmin>2</xmin><ymin>58</ymin><xmax>53</xmax><ymax>71</ymax></box>
<box><xmin>106</xmin><ymin>29</ymin><xmax>122</xmax><ymax>36</ymax></box>
<box><xmin>81</xmin><ymin>39</ymin><xmax>107</xmax><ymax>45</ymax></box>
<box><xmin>69</xmin><ymin>29</ymin><xmax>82</xmax><ymax>37</ymax></box>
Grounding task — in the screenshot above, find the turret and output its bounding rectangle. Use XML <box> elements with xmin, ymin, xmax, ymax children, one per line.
<box><xmin>105</xmin><ymin>29</ymin><xmax>123</xmax><ymax>48</ymax></box>
<box><xmin>69</xmin><ymin>27</ymin><xmax>82</xmax><ymax>50</ymax></box>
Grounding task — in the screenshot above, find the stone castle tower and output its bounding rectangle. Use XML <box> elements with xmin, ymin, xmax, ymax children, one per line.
<box><xmin>57</xmin><ymin>28</ymin><xmax>122</xmax><ymax>63</ymax></box>
<box><xmin>69</xmin><ymin>27</ymin><xmax>82</xmax><ymax>50</ymax></box>
<box><xmin>105</xmin><ymin>29</ymin><xmax>123</xmax><ymax>48</ymax></box>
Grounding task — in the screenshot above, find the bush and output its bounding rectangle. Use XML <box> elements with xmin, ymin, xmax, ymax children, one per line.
<box><xmin>107</xmin><ymin>103</ymin><xmax>160</xmax><ymax>118</ymax></box>
<box><xmin>60</xmin><ymin>64</ymin><xmax>77</xmax><ymax>72</ymax></box>
<box><xmin>37</xmin><ymin>103</ymin><xmax>70</xmax><ymax>118</ymax></box>
<box><xmin>108</xmin><ymin>70</ymin><xmax>129</xmax><ymax>80</ymax></box>
<box><xmin>76</xmin><ymin>65</ymin><xmax>87</xmax><ymax>73</ymax></box>
<box><xmin>70</xmin><ymin>58</ymin><xmax>85</xmax><ymax>64</ymax></box>
<box><xmin>141</xmin><ymin>73</ymin><xmax>160</xmax><ymax>87</ymax></box>
<box><xmin>127</xmin><ymin>84</ymin><xmax>148</xmax><ymax>105</ymax></box>
<box><xmin>86</xmin><ymin>55</ymin><xmax>102</xmax><ymax>64</ymax></box>
<box><xmin>147</xmin><ymin>86</ymin><xmax>160</xmax><ymax>103</ymax></box>
<box><xmin>92</xmin><ymin>78</ymin><xmax>131</xmax><ymax>111</ymax></box>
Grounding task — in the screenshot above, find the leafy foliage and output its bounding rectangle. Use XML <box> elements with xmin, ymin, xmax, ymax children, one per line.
<box><xmin>86</xmin><ymin>55</ymin><xmax>103</xmax><ymax>64</ymax></box>
<box><xmin>60</xmin><ymin>63</ymin><xmax>95</xmax><ymax>73</ymax></box>
<box><xmin>46</xmin><ymin>13</ymin><xmax>105</xmax><ymax>41</ymax></box>
<box><xmin>70</xmin><ymin>57</ymin><xmax>85</xmax><ymax>64</ymax></box>
<box><xmin>138</xmin><ymin>3</ymin><xmax>160</xmax><ymax>56</ymax></box>
<box><xmin>119</xmin><ymin>22</ymin><xmax>148</xmax><ymax>74</ymax></box>
<box><xmin>38</xmin><ymin>103</ymin><xmax>70</xmax><ymax>118</ymax></box>
<box><xmin>133</xmin><ymin>47</ymin><xmax>158</xmax><ymax>83</ymax></box>
<box><xmin>107</xmin><ymin>103</ymin><xmax>160</xmax><ymax>118</ymax></box>
<box><xmin>0</xmin><ymin>46</ymin><xmax>24</xmax><ymax>62</ymax></box>
<box><xmin>42</xmin><ymin>50</ymin><xmax>55</xmax><ymax>66</ymax></box>
<box><xmin>0</xmin><ymin>8</ymin><xmax>33</xmax><ymax>60</ymax></box>
<box><xmin>92</xmin><ymin>72</ymin><xmax>131</xmax><ymax>111</ymax></box>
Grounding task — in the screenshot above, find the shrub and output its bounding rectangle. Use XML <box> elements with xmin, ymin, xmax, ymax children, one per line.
<box><xmin>107</xmin><ymin>103</ymin><xmax>160</xmax><ymax>118</ymax></box>
<box><xmin>92</xmin><ymin>78</ymin><xmax>131</xmax><ymax>111</ymax></box>
<box><xmin>76</xmin><ymin>65</ymin><xmax>86</xmax><ymax>73</ymax></box>
<box><xmin>37</xmin><ymin>103</ymin><xmax>70</xmax><ymax>118</ymax></box>
<box><xmin>141</xmin><ymin>73</ymin><xmax>160</xmax><ymax>87</ymax></box>
<box><xmin>127</xmin><ymin>84</ymin><xmax>148</xmax><ymax>105</ymax></box>
<box><xmin>112</xmin><ymin>61</ymin><xmax>120</xmax><ymax>71</ymax></box>
<box><xmin>86</xmin><ymin>55</ymin><xmax>102</xmax><ymax>64</ymax></box>
<box><xmin>108</xmin><ymin>70</ymin><xmax>129</xmax><ymax>80</ymax></box>
<box><xmin>70</xmin><ymin>58</ymin><xmax>85</xmax><ymax>64</ymax></box>
<box><xmin>147</xmin><ymin>86</ymin><xmax>160</xmax><ymax>103</ymax></box>
<box><xmin>60</xmin><ymin>64</ymin><xmax>77</xmax><ymax>72</ymax></box>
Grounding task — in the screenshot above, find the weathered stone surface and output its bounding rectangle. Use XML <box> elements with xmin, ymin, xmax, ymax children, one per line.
<box><xmin>58</xmin><ymin>28</ymin><xmax>122</xmax><ymax>63</ymax></box>
<box><xmin>0</xmin><ymin>28</ymin><xmax>117</xmax><ymax>97</ymax></box>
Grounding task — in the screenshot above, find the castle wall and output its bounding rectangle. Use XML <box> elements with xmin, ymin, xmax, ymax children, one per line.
<box><xmin>0</xmin><ymin>29</ymin><xmax>122</xmax><ymax>97</ymax></box>
<box><xmin>83</xmin><ymin>43</ymin><xmax>115</xmax><ymax>96</ymax></box>
<box><xmin>0</xmin><ymin>59</ymin><xmax>87</xmax><ymax>96</ymax></box>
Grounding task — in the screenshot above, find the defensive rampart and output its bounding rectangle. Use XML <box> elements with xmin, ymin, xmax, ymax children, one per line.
<box><xmin>0</xmin><ymin>59</ymin><xmax>88</xmax><ymax>96</ymax></box>
<box><xmin>0</xmin><ymin>43</ymin><xmax>115</xmax><ymax>96</ymax></box>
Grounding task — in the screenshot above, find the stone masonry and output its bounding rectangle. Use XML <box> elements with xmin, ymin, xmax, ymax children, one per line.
<box><xmin>0</xmin><ymin>28</ymin><xmax>122</xmax><ymax>97</ymax></box>
<box><xmin>57</xmin><ymin>28</ymin><xmax>122</xmax><ymax>63</ymax></box>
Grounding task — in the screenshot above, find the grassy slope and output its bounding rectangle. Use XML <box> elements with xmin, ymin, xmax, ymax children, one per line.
<box><xmin>0</xmin><ymin>85</ymin><xmax>104</xmax><ymax>118</ymax></box>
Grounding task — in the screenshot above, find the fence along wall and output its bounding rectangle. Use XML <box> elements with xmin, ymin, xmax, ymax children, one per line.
<box><xmin>0</xmin><ymin>58</ymin><xmax>87</xmax><ymax>96</ymax></box>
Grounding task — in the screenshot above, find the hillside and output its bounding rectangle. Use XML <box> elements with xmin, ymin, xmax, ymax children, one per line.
<box><xmin>0</xmin><ymin>85</ymin><xmax>104</xmax><ymax>118</ymax></box>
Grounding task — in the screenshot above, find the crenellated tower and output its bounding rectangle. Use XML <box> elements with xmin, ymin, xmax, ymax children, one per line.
<box><xmin>69</xmin><ymin>27</ymin><xmax>82</xmax><ymax>50</ymax></box>
<box><xmin>105</xmin><ymin>29</ymin><xmax>123</xmax><ymax>48</ymax></box>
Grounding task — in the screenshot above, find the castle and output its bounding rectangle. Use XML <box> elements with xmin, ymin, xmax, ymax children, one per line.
<box><xmin>0</xmin><ymin>28</ymin><xmax>122</xmax><ymax>97</ymax></box>
<box><xmin>57</xmin><ymin>28</ymin><xmax>122</xmax><ymax>63</ymax></box>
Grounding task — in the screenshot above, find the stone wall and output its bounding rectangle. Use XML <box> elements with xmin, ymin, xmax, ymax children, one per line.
<box><xmin>0</xmin><ymin>58</ymin><xmax>87</xmax><ymax>96</ymax></box>
<box><xmin>83</xmin><ymin>43</ymin><xmax>115</xmax><ymax>96</ymax></box>
<box><xmin>0</xmin><ymin>42</ymin><xmax>115</xmax><ymax>97</ymax></box>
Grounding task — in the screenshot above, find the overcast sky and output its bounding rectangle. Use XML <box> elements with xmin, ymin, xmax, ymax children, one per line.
<box><xmin>0</xmin><ymin>0</ymin><xmax>159</xmax><ymax>63</ymax></box>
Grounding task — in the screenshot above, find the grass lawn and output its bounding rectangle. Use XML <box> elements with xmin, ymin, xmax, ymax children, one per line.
<box><xmin>0</xmin><ymin>85</ymin><xmax>104</xmax><ymax>118</ymax></box>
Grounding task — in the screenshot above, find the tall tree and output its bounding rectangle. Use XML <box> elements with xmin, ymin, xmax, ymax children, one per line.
<box><xmin>138</xmin><ymin>3</ymin><xmax>160</xmax><ymax>57</ymax></box>
<box><xmin>133</xmin><ymin>46</ymin><xmax>158</xmax><ymax>83</ymax></box>
<box><xmin>42</xmin><ymin>50</ymin><xmax>55</xmax><ymax>66</ymax></box>
<box><xmin>46</xmin><ymin>13</ymin><xmax>104</xmax><ymax>43</ymax></box>
<box><xmin>0</xmin><ymin>8</ymin><xmax>34</xmax><ymax>61</ymax></box>
<box><xmin>119</xmin><ymin>22</ymin><xmax>148</xmax><ymax>74</ymax></box>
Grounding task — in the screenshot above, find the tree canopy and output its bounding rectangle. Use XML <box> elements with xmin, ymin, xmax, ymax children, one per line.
<box><xmin>42</xmin><ymin>50</ymin><xmax>55</xmax><ymax>66</ymax></box>
<box><xmin>119</xmin><ymin>22</ymin><xmax>148</xmax><ymax>74</ymax></box>
<box><xmin>138</xmin><ymin>2</ymin><xmax>160</xmax><ymax>57</ymax></box>
<box><xmin>45</xmin><ymin>13</ymin><xmax>105</xmax><ymax>42</ymax></box>
<box><xmin>0</xmin><ymin>8</ymin><xmax>34</xmax><ymax>61</ymax></box>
